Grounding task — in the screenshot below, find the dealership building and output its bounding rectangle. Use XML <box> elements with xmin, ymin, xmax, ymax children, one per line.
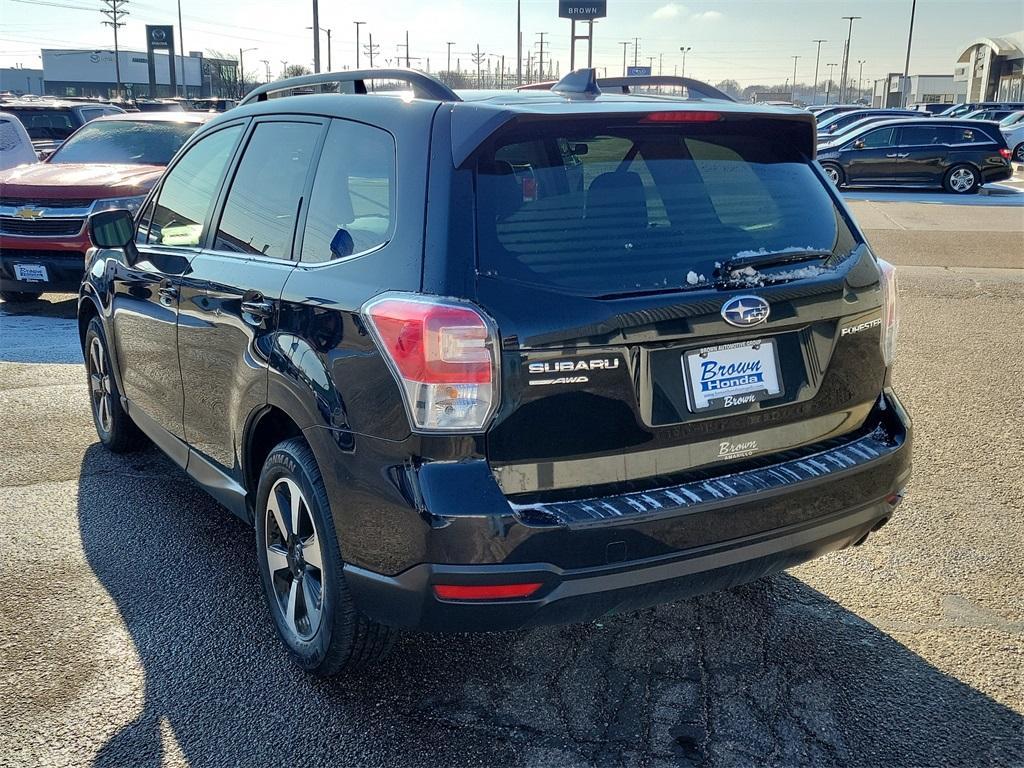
<box><xmin>954</xmin><ymin>32</ymin><xmax>1024</xmax><ymax>102</ymax></box>
<box><xmin>38</xmin><ymin>49</ymin><xmax>238</xmax><ymax>99</ymax></box>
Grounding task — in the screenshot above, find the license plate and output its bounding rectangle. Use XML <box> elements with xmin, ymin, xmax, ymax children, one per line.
<box><xmin>682</xmin><ymin>338</ymin><xmax>782</xmax><ymax>412</ymax></box>
<box><xmin>13</xmin><ymin>263</ymin><xmax>48</xmax><ymax>283</ymax></box>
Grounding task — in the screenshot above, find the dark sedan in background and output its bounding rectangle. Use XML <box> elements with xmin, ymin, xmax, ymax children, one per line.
<box><xmin>817</xmin><ymin>119</ymin><xmax>1013</xmax><ymax>194</ymax></box>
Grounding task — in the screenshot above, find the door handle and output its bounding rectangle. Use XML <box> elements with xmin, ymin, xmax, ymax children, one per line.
<box><xmin>157</xmin><ymin>284</ymin><xmax>178</xmax><ymax>306</ymax></box>
<box><xmin>885</xmin><ymin>153</ymin><xmax>900</xmax><ymax>158</ymax></box>
<box><xmin>898</xmin><ymin>153</ymin><xmax>910</xmax><ymax>158</ymax></box>
<box><xmin>240</xmin><ymin>298</ymin><xmax>275</xmax><ymax>325</ymax></box>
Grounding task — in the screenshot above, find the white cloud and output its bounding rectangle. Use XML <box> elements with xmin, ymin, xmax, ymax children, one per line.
<box><xmin>652</xmin><ymin>3</ymin><xmax>683</xmax><ymax>20</ymax></box>
<box><xmin>693</xmin><ymin>10</ymin><xmax>724</xmax><ymax>21</ymax></box>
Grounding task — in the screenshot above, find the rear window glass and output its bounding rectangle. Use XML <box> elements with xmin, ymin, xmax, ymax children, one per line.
<box><xmin>476</xmin><ymin>122</ymin><xmax>856</xmax><ymax>295</ymax></box>
<box><xmin>6</xmin><ymin>108</ymin><xmax>77</xmax><ymax>141</ymax></box>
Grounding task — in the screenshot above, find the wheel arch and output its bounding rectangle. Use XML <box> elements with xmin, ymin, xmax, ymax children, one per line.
<box><xmin>244</xmin><ymin>405</ymin><xmax>307</xmax><ymax>513</ymax></box>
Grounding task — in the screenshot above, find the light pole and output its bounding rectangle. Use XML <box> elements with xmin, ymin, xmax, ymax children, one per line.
<box><xmin>839</xmin><ymin>15</ymin><xmax>861</xmax><ymax>103</ymax></box>
<box><xmin>812</xmin><ymin>39</ymin><xmax>826</xmax><ymax>104</ymax></box>
<box><xmin>353</xmin><ymin>21</ymin><xmax>365</xmax><ymax>69</ymax></box>
<box><xmin>679</xmin><ymin>46</ymin><xmax>691</xmax><ymax>78</ymax></box>
<box><xmin>619</xmin><ymin>41</ymin><xmax>630</xmax><ymax>76</ymax></box>
<box><xmin>902</xmin><ymin>0</ymin><xmax>917</xmax><ymax>106</ymax></box>
<box><xmin>791</xmin><ymin>55</ymin><xmax>800</xmax><ymax>100</ymax></box>
<box><xmin>238</xmin><ymin>47</ymin><xmax>256</xmax><ymax>97</ymax></box>
<box><xmin>857</xmin><ymin>59</ymin><xmax>866</xmax><ymax>102</ymax></box>
<box><xmin>311</xmin><ymin>0</ymin><xmax>320</xmax><ymax>72</ymax></box>
<box><xmin>825</xmin><ymin>62</ymin><xmax>837</xmax><ymax>104</ymax></box>
<box><xmin>446</xmin><ymin>41</ymin><xmax>455</xmax><ymax>75</ymax></box>
<box><xmin>307</xmin><ymin>26</ymin><xmax>332</xmax><ymax>70</ymax></box>
<box><xmin>260</xmin><ymin>58</ymin><xmax>270</xmax><ymax>83</ymax></box>
<box><xmin>516</xmin><ymin>0</ymin><xmax>521</xmax><ymax>87</ymax></box>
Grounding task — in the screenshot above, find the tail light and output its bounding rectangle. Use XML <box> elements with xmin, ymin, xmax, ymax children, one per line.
<box><xmin>362</xmin><ymin>293</ymin><xmax>500</xmax><ymax>433</ymax></box>
<box><xmin>878</xmin><ymin>258</ymin><xmax>899</xmax><ymax>366</ymax></box>
<box><xmin>999</xmin><ymin>147</ymin><xmax>1012</xmax><ymax>161</ymax></box>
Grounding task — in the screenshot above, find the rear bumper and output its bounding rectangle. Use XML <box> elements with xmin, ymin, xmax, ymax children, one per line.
<box><xmin>0</xmin><ymin>235</ymin><xmax>88</xmax><ymax>294</ymax></box>
<box><xmin>981</xmin><ymin>162</ymin><xmax>1013</xmax><ymax>184</ymax></box>
<box><xmin>342</xmin><ymin>390</ymin><xmax>912</xmax><ymax>632</ymax></box>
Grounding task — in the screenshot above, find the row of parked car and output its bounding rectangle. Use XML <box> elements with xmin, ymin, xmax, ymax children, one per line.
<box><xmin>802</xmin><ymin>101</ymin><xmax>1021</xmax><ymax>193</ymax></box>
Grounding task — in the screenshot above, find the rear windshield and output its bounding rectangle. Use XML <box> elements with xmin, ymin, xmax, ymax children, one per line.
<box><xmin>6</xmin><ymin>107</ymin><xmax>78</xmax><ymax>141</ymax></box>
<box><xmin>475</xmin><ymin>121</ymin><xmax>857</xmax><ymax>296</ymax></box>
<box><xmin>47</xmin><ymin>119</ymin><xmax>198</xmax><ymax>165</ymax></box>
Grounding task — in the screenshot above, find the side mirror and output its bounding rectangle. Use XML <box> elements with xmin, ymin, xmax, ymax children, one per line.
<box><xmin>852</xmin><ymin>139</ymin><xmax>865</xmax><ymax>150</ymax></box>
<box><xmin>89</xmin><ymin>209</ymin><xmax>135</xmax><ymax>249</ymax></box>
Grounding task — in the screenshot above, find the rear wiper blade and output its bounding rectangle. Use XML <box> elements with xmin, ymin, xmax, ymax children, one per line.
<box><xmin>720</xmin><ymin>249</ymin><xmax>834</xmax><ymax>274</ymax></box>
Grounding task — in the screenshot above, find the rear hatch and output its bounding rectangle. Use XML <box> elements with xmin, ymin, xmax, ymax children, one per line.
<box><xmin>471</xmin><ymin>110</ymin><xmax>888</xmax><ymax>497</ymax></box>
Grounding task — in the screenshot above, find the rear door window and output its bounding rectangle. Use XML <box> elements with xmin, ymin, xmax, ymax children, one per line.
<box><xmin>214</xmin><ymin>121</ymin><xmax>322</xmax><ymax>259</ymax></box>
<box><xmin>476</xmin><ymin>121</ymin><xmax>856</xmax><ymax>296</ymax></box>
<box><xmin>856</xmin><ymin>128</ymin><xmax>896</xmax><ymax>149</ymax></box>
<box><xmin>898</xmin><ymin>126</ymin><xmax>940</xmax><ymax>146</ymax></box>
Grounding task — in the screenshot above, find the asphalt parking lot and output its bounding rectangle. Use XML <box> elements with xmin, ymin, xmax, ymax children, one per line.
<box><xmin>1</xmin><ymin>194</ymin><xmax>1022</xmax><ymax>767</ymax></box>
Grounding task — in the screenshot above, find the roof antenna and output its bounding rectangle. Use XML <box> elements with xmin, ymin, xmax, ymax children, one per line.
<box><xmin>551</xmin><ymin>67</ymin><xmax>602</xmax><ymax>99</ymax></box>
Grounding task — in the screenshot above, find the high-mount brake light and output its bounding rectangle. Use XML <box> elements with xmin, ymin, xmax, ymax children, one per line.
<box><xmin>641</xmin><ymin>111</ymin><xmax>722</xmax><ymax>123</ymax></box>
<box><xmin>363</xmin><ymin>294</ymin><xmax>500</xmax><ymax>433</ymax></box>
<box><xmin>878</xmin><ymin>258</ymin><xmax>899</xmax><ymax>367</ymax></box>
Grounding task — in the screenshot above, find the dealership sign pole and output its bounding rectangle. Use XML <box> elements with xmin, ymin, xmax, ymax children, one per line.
<box><xmin>559</xmin><ymin>1</ymin><xmax>607</xmax><ymax>70</ymax></box>
<box><xmin>146</xmin><ymin>24</ymin><xmax>177</xmax><ymax>98</ymax></box>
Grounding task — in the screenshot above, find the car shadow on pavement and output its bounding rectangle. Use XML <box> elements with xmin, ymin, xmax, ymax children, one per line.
<box><xmin>76</xmin><ymin>444</ymin><xmax>1022</xmax><ymax>768</ymax></box>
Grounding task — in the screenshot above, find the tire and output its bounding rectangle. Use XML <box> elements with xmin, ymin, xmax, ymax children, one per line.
<box><xmin>1013</xmin><ymin>142</ymin><xmax>1024</xmax><ymax>163</ymax></box>
<box><xmin>0</xmin><ymin>290</ymin><xmax>42</xmax><ymax>303</ymax></box>
<box><xmin>84</xmin><ymin>316</ymin><xmax>145</xmax><ymax>453</ymax></box>
<box><xmin>943</xmin><ymin>164</ymin><xmax>980</xmax><ymax>194</ymax></box>
<box><xmin>821</xmin><ymin>162</ymin><xmax>845</xmax><ymax>187</ymax></box>
<box><xmin>255</xmin><ymin>437</ymin><xmax>395</xmax><ymax>675</ymax></box>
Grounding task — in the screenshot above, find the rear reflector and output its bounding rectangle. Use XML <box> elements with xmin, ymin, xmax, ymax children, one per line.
<box><xmin>641</xmin><ymin>111</ymin><xmax>722</xmax><ymax>123</ymax></box>
<box><xmin>433</xmin><ymin>583</ymin><xmax>543</xmax><ymax>600</ymax></box>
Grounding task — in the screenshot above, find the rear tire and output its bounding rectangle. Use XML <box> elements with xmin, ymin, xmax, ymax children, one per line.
<box><xmin>943</xmin><ymin>164</ymin><xmax>980</xmax><ymax>194</ymax></box>
<box><xmin>255</xmin><ymin>437</ymin><xmax>395</xmax><ymax>676</ymax></box>
<box><xmin>0</xmin><ymin>290</ymin><xmax>42</xmax><ymax>303</ymax></box>
<box><xmin>84</xmin><ymin>317</ymin><xmax>145</xmax><ymax>453</ymax></box>
<box><xmin>821</xmin><ymin>162</ymin><xmax>845</xmax><ymax>187</ymax></box>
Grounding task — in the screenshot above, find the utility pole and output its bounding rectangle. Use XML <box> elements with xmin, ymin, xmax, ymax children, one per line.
<box><xmin>902</xmin><ymin>0</ymin><xmax>917</xmax><ymax>107</ymax></box>
<box><xmin>839</xmin><ymin>15</ymin><xmax>861</xmax><ymax>103</ymax></box>
<box><xmin>619</xmin><ymin>41</ymin><xmax>630</xmax><ymax>76</ymax></box>
<box><xmin>516</xmin><ymin>0</ymin><xmax>522</xmax><ymax>86</ymax></box>
<box><xmin>658</xmin><ymin>52</ymin><xmax>663</xmax><ymax>76</ymax></box>
<box><xmin>857</xmin><ymin>59</ymin><xmax>866</xmax><ymax>102</ymax></box>
<box><xmin>364</xmin><ymin>34</ymin><xmax>378</xmax><ymax>68</ymax></box>
<box><xmin>404</xmin><ymin>31</ymin><xmax>410</xmax><ymax>67</ymax></box>
<box><xmin>446</xmin><ymin>41</ymin><xmax>455</xmax><ymax>75</ymax></box>
<box><xmin>811</xmin><ymin>39</ymin><xmax>826</xmax><ymax>103</ymax></box>
<box><xmin>791</xmin><ymin>55</ymin><xmax>800</xmax><ymax>99</ymax></box>
<box><xmin>536</xmin><ymin>32</ymin><xmax>547</xmax><ymax>83</ymax></box>
<box><xmin>633</xmin><ymin>37</ymin><xmax>640</xmax><ymax>67</ymax></box>
<box><xmin>177</xmin><ymin>0</ymin><xmax>185</xmax><ymax>96</ymax></box>
<box><xmin>354</xmin><ymin>21</ymin><xmax>365</xmax><ymax>69</ymax></box>
<box><xmin>472</xmin><ymin>43</ymin><xmax>485</xmax><ymax>87</ymax></box>
<box><xmin>825</xmin><ymin>62</ymin><xmax>837</xmax><ymax>104</ymax></box>
<box><xmin>238</xmin><ymin>47</ymin><xmax>255</xmax><ymax>97</ymax></box>
<box><xmin>311</xmin><ymin>0</ymin><xmax>321</xmax><ymax>73</ymax></box>
<box><xmin>679</xmin><ymin>45</ymin><xmax>691</xmax><ymax>78</ymax></box>
<box><xmin>99</xmin><ymin>0</ymin><xmax>128</xmax><ymax>99</ymax></box>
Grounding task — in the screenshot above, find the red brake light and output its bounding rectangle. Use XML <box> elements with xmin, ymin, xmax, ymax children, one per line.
<box><xmin>999</xmin><ymin>147</ymin><xmax>1012</xmax><ymax>161</ymax></box>
<box><xmin>363</xmin><ymin>294</ymin><xmax>500</xmax><ymax>432</ymax></box>
<box><xmin>641</xmin><ymin>111</ymin><xmax>722</xmax><ymax>123</ymax></box>
<box><xmin>433</xmin><ymin>583</ymin><xmax>543</xmax><ymax>600</ymax></box>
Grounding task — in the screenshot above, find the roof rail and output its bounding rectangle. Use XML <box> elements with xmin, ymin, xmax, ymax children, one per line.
<box><xmin>239</xmin><ymin>68</ymin><xmax>461</xmax><ymax>105</ymax></box>
<box><xmin>519</xmin><ymin>73</ymin><xmax>735</xmax><ymax>103</ymax></box>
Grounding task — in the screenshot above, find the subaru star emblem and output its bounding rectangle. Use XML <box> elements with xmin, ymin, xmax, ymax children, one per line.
<box><xmin>721</xmin><ymin>295</ymin><xmax>770</xmax><ymax>328</ymax></box>
<box><xmin>14</xmin><ymin>206</ymin><xmax>44</xmax><ymax>220</ymax></box>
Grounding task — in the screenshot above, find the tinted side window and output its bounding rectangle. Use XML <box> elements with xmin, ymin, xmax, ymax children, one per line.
<box><xmin>80</xmin><ymin>108</ymin><xmax>104</xmax><ymax>122</ymax></box>
<box><xmin>214</xmin><ymin>121</ymin><xmax>321</xmax><ymax>259</ymax></box>
<box><xmin>939</xmin><ymin>126</ymin><xmax>986</xmax><ymax>144</ymax></box>
<box><xmin>857</xmin><ymin>128</ymin><xmax>895</xmax><ymax>149</ymax></box>
<box><xmin>147</xmin><ymin>124</ymin><xmax>243</xmax><ymax>247</ymax></box>
<box><xmin>899</xmin><ymin>126</ymin><xmax>939</xmax><ymax>146</ymax></box>
<box><xmin>300</xmin><ymin>119</ymin><xmax>396</xmax><ymax>263</ymax></box>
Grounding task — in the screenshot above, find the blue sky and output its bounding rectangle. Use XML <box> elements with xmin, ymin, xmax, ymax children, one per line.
<box><xmin>2</xmin><ymin>0</ymin><xmax>1022</xmax><ymax>85</ymax></box>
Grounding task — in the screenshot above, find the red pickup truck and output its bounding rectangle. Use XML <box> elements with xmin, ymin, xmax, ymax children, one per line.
<box><xmin>0</xmin><ymin>111</ymin><xmax>212</xmax><ymax>302</ymax></box>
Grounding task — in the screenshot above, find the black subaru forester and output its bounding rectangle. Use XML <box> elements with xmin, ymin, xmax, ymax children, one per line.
<box><xmin>79</xmin><ymin>69</ymin><xmax>911</xmax><ymax>675</ymax></box>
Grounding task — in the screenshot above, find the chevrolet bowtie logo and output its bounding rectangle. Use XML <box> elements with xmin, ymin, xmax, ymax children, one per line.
<box><xmin>13</xmin><ymin>206</ymin><xmax>45</xmax><ymax>220</ymax></box>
